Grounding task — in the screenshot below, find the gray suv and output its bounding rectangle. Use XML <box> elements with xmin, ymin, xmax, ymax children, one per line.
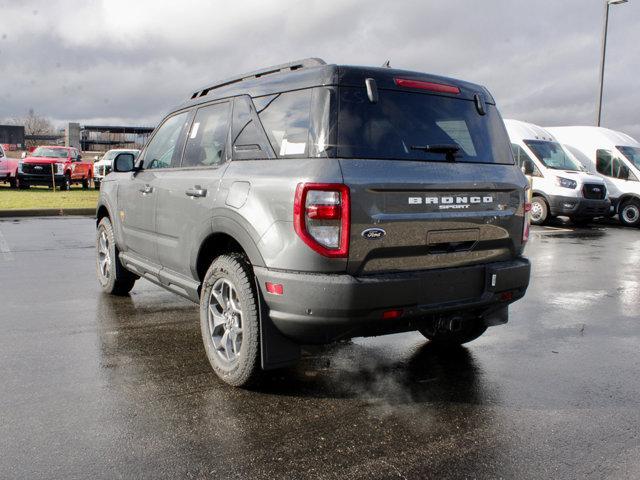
<box><xmin>96</xmin><ymin>59</ymin><xmax>531</xmax><ymax>386</ymax></box>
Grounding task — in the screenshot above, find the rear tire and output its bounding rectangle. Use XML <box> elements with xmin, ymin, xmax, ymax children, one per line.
<box><xmin>200</xmin><ymin>253</ymin><xmax>261</xmax><ymax>387</ymax></box>
<box><xmin>82</xmin><ymin>177</ymin><xmax>89</xmax><ymax>189</ymax></box>
<box><xmin>62</xmin><ymin>173</ymin><xmax>71</xmax><ymax>191</ymax></box>
<box><xmin>419</xmin><ymin>318</ymin><xmax>487</xmax><ymax>346</ymax></box>
<box><xmin>619</xmin><ymin>199</ymin><xmax>640</xmax><ymax>227</ymax></box>
<box><xmin>96</xmin><ymin>217</ymin><xmax>137</xmax><ymax>295</ymax></box>
<box><xmin>8</xmin><ymin>176</ymin><xmax>17</xmax><ymax>189</ymax></box>
<box><xmin>529</xmin><ymin>196</ymin><xmax>548</xmax><ymax>225</ymax></box>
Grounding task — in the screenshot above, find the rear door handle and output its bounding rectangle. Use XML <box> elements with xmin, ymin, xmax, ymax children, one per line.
<box><xmin>139</xmin><ymin>185</ymin><xmax>153</xmax><ymax>194</ymax></box>
<box><xmin>185</xmin><ymin>187</ymin><xmax>207</xmax><ymax>198</ymax></box>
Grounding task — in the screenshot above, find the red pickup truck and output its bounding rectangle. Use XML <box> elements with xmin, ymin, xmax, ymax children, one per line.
<box><xmin>19</xmin><ymin>146</ymin><xmax>93</xmax><ymax>190</ymax></box>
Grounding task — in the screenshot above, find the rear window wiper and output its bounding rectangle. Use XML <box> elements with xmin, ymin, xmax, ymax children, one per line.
<box><xmin>410</xmin><ymin>144</ymin><xmax>460</xmax><ymax>162</ymax></box>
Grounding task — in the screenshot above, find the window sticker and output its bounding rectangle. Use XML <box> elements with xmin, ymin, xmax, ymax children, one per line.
<box><xmin>190</xmin><ymin>122</ymin><xmax>200</xmax><ymax>139</ymax></box>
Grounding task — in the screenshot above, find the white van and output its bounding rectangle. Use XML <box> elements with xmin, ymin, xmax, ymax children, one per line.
<box><xmin>505</xmin><ymin>120</ymin><xmax>610</xmax><ymax>225</ymax></box>
<box><xmin>546</xmin><ymin>126</ymin><xmax>640</xmax><ymax>227</ymax></box>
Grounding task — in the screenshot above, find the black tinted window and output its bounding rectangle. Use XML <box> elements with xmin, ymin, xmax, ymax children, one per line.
<box><xmin>182</xmin><ymin>102</ymin><xmax>230</xmax><ymax>168</ymax></box>
<box><xmin>257</xmin><ymin>90</ymin><xmax>312</xmax><ymax>158</ymax></box>
<box><xmin>337</xmin><ymin>88</ymin><xmax>513</xmax><ymax>164</ymax></box>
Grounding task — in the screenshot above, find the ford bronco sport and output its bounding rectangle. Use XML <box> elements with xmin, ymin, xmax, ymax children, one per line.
<box><xmin>96</xmin><ymin>59</ymin><xmax>531</xmax><ymax>386</ymax></box>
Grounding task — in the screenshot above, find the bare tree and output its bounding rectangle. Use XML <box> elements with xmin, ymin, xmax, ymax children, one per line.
<box><xmin>5</xmin><ymin>110</ymin><xmax>55</xmax><ymax>147</ymax></box>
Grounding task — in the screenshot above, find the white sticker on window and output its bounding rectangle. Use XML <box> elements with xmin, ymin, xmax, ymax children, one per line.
<box><xmin>190</xmin><ymin>122</ymin><xmax>200</xmax><ymax>139</ymax></box>
<box><xmin>280</xmin><ymin>138</ymin><xmax>306</xmax><ymax>156</ymax></box>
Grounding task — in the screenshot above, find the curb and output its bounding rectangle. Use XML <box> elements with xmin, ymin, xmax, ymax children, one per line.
<box><xmin>0</xmin><ymin>208</ymin><xmax>95</xmax><ymax>218</ymax></box>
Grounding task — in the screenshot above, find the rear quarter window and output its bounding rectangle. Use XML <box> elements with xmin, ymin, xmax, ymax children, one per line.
<box><xmin>257</xmin><ymin>89</ymin><xmax>312</xmax><ymax>159</ymax></box>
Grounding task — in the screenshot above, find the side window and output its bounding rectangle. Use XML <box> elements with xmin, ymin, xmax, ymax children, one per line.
<box><xmin>182</xmin><ymin>103</ymin><xmax>230</xmax><ymax>168</ymax></box>
<box><xmin>596</xmin><ymin>150</ymin><xmax>613</xmax><ymax>177</ymax></box>
<box><xmin>511</xmin><ymin>143</ymin><xmax>541</xmax><ymax>177</ymax></box>
<box><xmin>231</xmin><ymin>96</ymin><xmax>273</xmax><ymax>160</ymax></box>
<box><xmin>257</xmin><ymin>89</ymin><xmax>312</xmax><ymax>158</ymax></box>
<box><xmin>596</xmin><ymin>150</ymin><xmax>637</xmax><ymax>180</ymax></box>
<box><xmin>144</xmin><ymin>111</ymin><xmax>190</xmax><ymax>170</ymax></box>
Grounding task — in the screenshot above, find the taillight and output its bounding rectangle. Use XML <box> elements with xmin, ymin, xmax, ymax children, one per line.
<box><xmin>394</xmin><ymin>78</ymin><xmax>460</xmax><ymax>94</ymax></box>
<box><xmin>523</xmin><ymin>187</ymin><xmax>532</xmax><ymax>243</ymax></box>
<box><xmin>294</xmin><ymin>183</ymin><xmax>350</xmax><ymax>257</ymax></box>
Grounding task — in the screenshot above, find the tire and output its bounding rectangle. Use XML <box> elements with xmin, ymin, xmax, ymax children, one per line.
<box><xmin>200</xmin><ymin>253</ymin><xmax>261</xmax><ymax>387</ymax></box>
<box><xmin>419</xmin><ymin>317</ymin><xmax>487</xmax><ymax>346</ymax></box>
<box><xmin>8</xmin><ymin>176</ymin><xmax>17</xmax><ymax>189</ymax></box>
<box><xmin>62</xmin><ymin>173</ymin><xmax>71</xmax><ymax>191</ymax></box>
<box><xmin>96</xmin><ymin>217</ymin><xmax>137</xmax><ymax>295</ymax></box>
<box><xmin>619</xmin><ymin>199</ymin><xmax>640</xmax><ymax>227</ymax></box>
<box><xmin>94</xmin><ymin>181</ymin><xmax>101</xmax><ymax>190</ymax></box>
<box><xmin>82</xmin><ymin>177</ymin><xmax>89</xmax><ymax>190</ymax></box>
<box><xmin>18</xmin><ymin>182</ymin><xmax>30</xmax><ymax>190</ymax></box>
<box><xmin>529</xmin><ymin>196</ymin><xmax>548</xmax><ymax>225</ymax></box>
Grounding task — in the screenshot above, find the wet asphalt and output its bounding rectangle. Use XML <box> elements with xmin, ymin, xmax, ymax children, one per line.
<box><xmin>0</xmin><ymin>217</ymin><xmax>639</xmax><ymax>479</ymax></box>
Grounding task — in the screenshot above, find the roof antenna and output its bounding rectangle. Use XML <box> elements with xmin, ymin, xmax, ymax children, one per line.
<box><xmin>382</xmin><ymin>60</ymin><xmax>391</xmax><ymax>68</ymax></box>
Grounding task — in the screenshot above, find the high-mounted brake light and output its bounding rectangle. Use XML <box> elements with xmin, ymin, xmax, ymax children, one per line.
<box><xmin>394</xmin><ymin>78</ymin><xmax>460</xmax><ymax>94</ymax></box>
<box><xmin>294</xmin><ymin>183</ymin><xmax>350</xmax><ymax>258</ymax></box>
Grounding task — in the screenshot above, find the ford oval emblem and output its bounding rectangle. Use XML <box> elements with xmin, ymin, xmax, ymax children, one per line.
<box><xmin>362</xmin><ymin>228</ymin><xmax>386</xmax><ymax>240</ymax></box>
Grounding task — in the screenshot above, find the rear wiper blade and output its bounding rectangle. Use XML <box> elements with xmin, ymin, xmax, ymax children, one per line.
<box><xmin>410</xmin><ymin>144</ymin><xmax>460</xmax><ymax>162</ymax></box>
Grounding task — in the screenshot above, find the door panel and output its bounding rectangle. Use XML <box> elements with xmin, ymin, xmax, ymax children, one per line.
<box><xmin>118</xmin><ymin>170</ymin><xmax>158</xmax><ymax>261</ymax></box>
<box><xmin>155</xmin><ymin>101</ymin><xmax>231</xmax><ymax>278</ymax></box>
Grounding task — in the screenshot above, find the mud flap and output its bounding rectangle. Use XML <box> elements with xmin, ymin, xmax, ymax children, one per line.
<box><xmin>482</xmin><ymin>305</ymin><xmax>509</xmax><ymax>327</ymax></box>
<box><xmin>255</xmin><ymin>279</ymin><xmax>301</xmax><ymax>370</ymax></box>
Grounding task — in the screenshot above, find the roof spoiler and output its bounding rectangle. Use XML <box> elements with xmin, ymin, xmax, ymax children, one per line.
<box><xmin>190</xmin><ymin>58</ymin><xmax>326</xmax><ymax>100</ymax></box>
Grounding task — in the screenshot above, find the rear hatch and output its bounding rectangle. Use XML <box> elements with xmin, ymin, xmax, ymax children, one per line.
<box><xmin>336</xmin><ymin>76</ymin><xmax>527</xmax><ymax>275</ymax></box>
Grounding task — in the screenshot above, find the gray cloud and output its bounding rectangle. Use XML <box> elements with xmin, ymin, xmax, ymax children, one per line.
<box><xmin>0</xmin><ymin>0</ymin><xmax>637</xmax><ymax>139</ymax></box>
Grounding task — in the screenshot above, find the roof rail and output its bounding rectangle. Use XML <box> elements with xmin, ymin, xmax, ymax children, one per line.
<box><xmin>189</xmin><ymin>58</ymin><xmax>326</xmax><ymax>100</ymax></box>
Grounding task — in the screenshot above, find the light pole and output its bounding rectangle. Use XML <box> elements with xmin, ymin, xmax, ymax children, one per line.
<box><xmin>596</xmin><ymin>0</ymin><xmax>628</xmax><ymax>126</ymax></box>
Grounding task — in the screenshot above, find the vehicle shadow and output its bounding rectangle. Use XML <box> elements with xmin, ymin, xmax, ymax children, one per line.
<box><xmin>95</xmin><ymin>293</ymin><xmax>493</xmax><ymax>406</ymax></box>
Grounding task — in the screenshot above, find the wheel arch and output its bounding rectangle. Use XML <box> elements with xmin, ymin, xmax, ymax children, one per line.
<box><xmin>193</xmin><ymin>217</ymin><xmax>266</xmax><ymax>284</ymax></box>
<box><xmin>616</xmin><ymin>193</ymin><xmax>640</xmax><ymax>213</ymax></box>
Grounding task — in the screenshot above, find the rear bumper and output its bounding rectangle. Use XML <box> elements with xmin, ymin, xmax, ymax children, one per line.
<box><xmin>548</xmin><ymin>195</ymin><xmax>611</xmax><ymax>217</ymax></box>
<box><xmin>254</xmin><ymin>258</ymin><xmax>531</xmax><ymax>344</ymax></box>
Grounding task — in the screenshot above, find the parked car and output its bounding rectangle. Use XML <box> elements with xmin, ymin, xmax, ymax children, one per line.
<box><xmin>93</xmin><ymin>149</ymin><xmax>140</xmax><ymax>189</ymax></box>
<box><xmin>19</xmin><ymin>146</ymin><xmax>93</xmax><ymax>190</ymax></box>
<box><xmin>505</xmin><ymin>120</ymin><xmax>610</xmax><ymax>225</ymax></box>
<box><xmin>546</xmin><ymin>126</ymin><xmax>640</xmax><ymax>227</ymax></box>
<box><xmin>96</xmin><ymin>58</ymin><xmax>531</xmax><ymax>386</ymax></box>
<box><xmin>0</xmin><ymin>145</ymin><xmax>20</xmax><ymax>188</ymax></box>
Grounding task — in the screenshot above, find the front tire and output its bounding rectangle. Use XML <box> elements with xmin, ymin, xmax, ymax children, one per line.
<box><xmin>529</xmin><ymin>196</ymin><xmax>548</xmax><ymax>225</ymax></box>
<box><xmin>619</xmin><ymin>199</ymin><xmax>640</xmax><ymax>227</ymax></box>
<box><xmin>82</xmin><ymin>177</ymin><xmax>90</xmax><ymax>189</ymax></box>
<box><xmin>96</xmin><ymin>217</ymin><xmax>137</xmax><ymax>295</ymax></box>
<box><xmin>200</xmin><ymin>253</ymin><xmax>261</xmax><ymax>387</ymax></box>
<box><xmin>419</xmin><ymin>318</ymin><xmax>487</xmax><ymax>346</ymax></box>
<box><xmin>62</xmin><ymin>173</ymin><xmax>71</xmax><ymax>191</ymax></box>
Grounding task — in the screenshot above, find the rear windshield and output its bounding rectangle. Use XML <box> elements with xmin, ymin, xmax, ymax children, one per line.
<box><xmin>523</xmin><ymin>140</ymin><xmax>582</xmax><ymax>171</ymax></box>
<box><xmin>337</xmin><ymin>88</ymin><xmax>513</xmax><ymax>164</ymax></box>
<box><xmin>617</xmin><ymin>146</ymin><xmax>640</xmax><ymax>169</ymax></box>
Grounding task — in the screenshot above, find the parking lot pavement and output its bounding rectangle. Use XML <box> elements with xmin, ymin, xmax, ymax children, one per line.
<box><xmin>1</xmin><ymin>217</ymin><xmax>639</xmax><ymax>479</ymax></box>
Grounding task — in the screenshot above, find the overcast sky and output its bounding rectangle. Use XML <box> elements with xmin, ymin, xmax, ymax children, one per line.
<box><xmin>0</xmin><ymin>0</ymin><xmax>638</xmax><ymax>139</ymax></box>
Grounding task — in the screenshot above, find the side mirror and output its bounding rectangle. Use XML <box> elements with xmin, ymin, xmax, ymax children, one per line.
<box><xmin>21</xmin><ymin>152</ymin><xmax>27</xmax><ymax>159</ymax></box>
<box><xmin>113</xmin><ymin>152</ymin><xmax>136</xmax><ymax>172</ymax></box>
<box><xmin>94</xmin><ymin>155</ymin><xmax>99</xmax><ymax>161</ymax></box>
<box><xmin>522</xmin><ymin>160</ymin><xmax>535</xmax><ymax>176</ymax></box>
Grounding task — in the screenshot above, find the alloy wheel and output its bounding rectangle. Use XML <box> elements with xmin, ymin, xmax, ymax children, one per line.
<box><xmin>208</xmin><ymin>278</ymin><xmax>243</xmax><ymax>363</ymax></box>
<box><xmin>97</xmin><ymin>229</ymin><xmax>111</xmax><ymax>280</ymax></box>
